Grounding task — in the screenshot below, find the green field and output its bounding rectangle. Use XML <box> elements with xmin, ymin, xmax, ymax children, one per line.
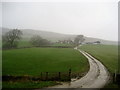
<box><xmin>3</xmin><ymin>47</ymin><xmax>89</xmax><ymax>88</ymax></box>
<box><xmin>3</xmin><ymin>48</ymin><xmax>88</xmax><ymax>76</ymax></box>
<box><xmin>80</xmin><ymin>44</ymin><xmax>118</xmax><ymax>73</ymax></box>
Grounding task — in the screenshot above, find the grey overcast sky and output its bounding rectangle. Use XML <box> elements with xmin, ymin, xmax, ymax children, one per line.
<box><xmin>2</xmin><ymin>0</ymin><xmax>118</xmax><ymax>41</ymax></box>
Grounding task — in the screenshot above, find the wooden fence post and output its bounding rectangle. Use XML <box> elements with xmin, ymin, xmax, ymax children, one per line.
<box><xmin>113</xmin><ymin>70</ymin><xmax>117</xmax><ymax>83</ymax></box>
<box><xmin>58</xmin><ymin>72</ymin><xmax>61</xmax><ymax>80</ymax></box>
<box><xmin>69</xmin><ymin>68</ymin><xmax>71</xmax><ymax>81</ymax></box>
<box><xmin>115</xmin><ymin>70</ymin><xmax>117</xmax><ymax>82</ymax></box>
<box><xmin>46</xmin><ymin>72</ymin><xmax>48</xmax><ymax>80</ymax></box>
<box><xmin>116</xmin><ymin>74</ymin><xmax>120</xmax><ymax>87</ymax></box>
<box><xmin>113</xmin><ymin>73</ymin><xmax>115</xmax><ymax>83</ymax></box>
<box><xmin>41</xmin><ymin>72</ymin><xmax>42</xmax><ymax>80</ymax></box>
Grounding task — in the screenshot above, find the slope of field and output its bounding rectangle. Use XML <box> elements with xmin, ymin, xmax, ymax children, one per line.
<box><xmin>80</xmin><ymin>45</ymin><xmax>118</xmax><ymax>73</ymax></box>
<box><xmin>3</xmin><ymin>48</ymin><xmax>88</xmax><ymax>76</ymax></box>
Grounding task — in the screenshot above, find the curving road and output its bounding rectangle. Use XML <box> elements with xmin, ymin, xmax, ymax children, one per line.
<box><xmin>48</xmin><ymin>48</ymin><xmax>110</xmax><ymax>89</ymax></box>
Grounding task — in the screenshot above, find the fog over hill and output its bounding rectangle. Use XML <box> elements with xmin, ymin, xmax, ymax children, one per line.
<box><xmin>1</xmin><ymin>27</ymin><xmax>117</xmax><ymax>45</ymax></box>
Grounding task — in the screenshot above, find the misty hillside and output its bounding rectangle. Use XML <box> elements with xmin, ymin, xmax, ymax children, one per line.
<box><xmin>1</xmin><ymin>27</ymin><xmax>117</xmax><ymax>45</ymax></box>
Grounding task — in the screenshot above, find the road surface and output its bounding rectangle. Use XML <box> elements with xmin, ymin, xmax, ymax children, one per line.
<box><xmin>48</xmin><ymin>48</ymin><xmax>110</xmax><ymax>89</ymax></box>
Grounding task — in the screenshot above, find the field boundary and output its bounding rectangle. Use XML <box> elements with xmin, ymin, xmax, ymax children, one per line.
<box><xmin>3</xmin><ymin>69</ymin><xmax>72</xmax><ymax>82</ymax></box>
<box><xmin>2</xmin><ymin>46</ymin><xmax>75</xmax><ymax>50</ymax></box>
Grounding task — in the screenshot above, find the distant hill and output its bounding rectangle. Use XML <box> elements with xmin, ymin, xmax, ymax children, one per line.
<box><xmin>1</xmin><ymin>27</ymin><xmax>118</xmax><ymax>45</ymax></box>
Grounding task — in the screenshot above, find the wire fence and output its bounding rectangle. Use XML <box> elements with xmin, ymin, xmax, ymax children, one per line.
<box><xmin>3</xmin><ymin>69</ymin><xmax>74</xmax><ymax>81</ymax></box>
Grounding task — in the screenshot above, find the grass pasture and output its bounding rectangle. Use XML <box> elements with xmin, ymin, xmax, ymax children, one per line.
<box><xmin>3</xmin><ymin>48</ymin><xmax>88</xmax><ymax>76</ymax></box>
<box><xmin>3</xmin><ymin>47</ymin><xmax>89</xmax><ymax>88</ymax></box>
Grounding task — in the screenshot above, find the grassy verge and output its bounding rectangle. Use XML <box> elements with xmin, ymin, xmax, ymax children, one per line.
<box><xmin>3</xmin><ymin>81</ymin><xmax>58</xmax><ymax>88</ymax></box>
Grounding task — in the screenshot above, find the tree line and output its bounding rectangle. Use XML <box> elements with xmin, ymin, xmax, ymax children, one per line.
<box><xmin>2</xmin><ymin>29</ymin><xmax>85</xmax><ymax>49</ymax></box>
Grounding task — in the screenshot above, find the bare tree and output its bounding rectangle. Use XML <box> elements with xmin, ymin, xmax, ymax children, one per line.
<box><xmin>2</xmin><ymin>29</ymin><xmax>23</xmax><ymax>48</ymax></box>
<box><xmin>30</xmin><ymin>35</ymin><xmax>51</xmax><ymax>46</ymax></box>
<box><xmin>74</xmin><ymin>35</ymin><xmax>85</xmax><ymax>46</ymax></box>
